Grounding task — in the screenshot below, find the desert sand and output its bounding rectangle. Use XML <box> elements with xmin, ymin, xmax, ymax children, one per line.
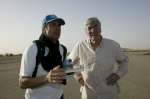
<box><xmin>0</xmin><ymin>52</ymin><xmax>150</xmax><ymax>99</ymax></box>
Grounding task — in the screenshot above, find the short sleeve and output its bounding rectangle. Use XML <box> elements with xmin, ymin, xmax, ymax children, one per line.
<box><xmin>19</xmin><ymin>43</ymin><xmax>37</xmax><ymax>77</ymax></box>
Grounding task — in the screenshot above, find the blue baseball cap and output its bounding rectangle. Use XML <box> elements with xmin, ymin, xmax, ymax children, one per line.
<box><xmin>42</xmin><ymin>15</ymin><xmax>65</xmax><ymax>27</ymax></box>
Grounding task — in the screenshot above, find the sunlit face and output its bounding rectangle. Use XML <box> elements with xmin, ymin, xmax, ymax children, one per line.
<box><xmin>85</xmin><ymin>23</ymin><xmax>101</xmax><ymax>38</ymax></box>
<box><xmin>45</xmin><ymin>21</ymin><xmax>61</xmax><ymax>41</ymax></box>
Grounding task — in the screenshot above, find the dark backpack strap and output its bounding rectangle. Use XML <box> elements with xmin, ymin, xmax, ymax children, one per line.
<box><xmin>60</xmin><ymin>45</ymin><xmax>67</xmax><ymax>85</ymax></box>
<box><xmin>32</xmin><ymin>40</ymin><xmax>45</xmax><ymax>77</ymax></box>
<box><xmin>61</xmin><ymin>44</ymin><xmax>67</xmax><ymax>62</ymax></box>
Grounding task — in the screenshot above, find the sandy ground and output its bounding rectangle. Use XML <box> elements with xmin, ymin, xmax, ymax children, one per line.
<box><xmin>0</xmin><ymin>52</ymin><xmax>150</xmax><ymax>99</ymax></box>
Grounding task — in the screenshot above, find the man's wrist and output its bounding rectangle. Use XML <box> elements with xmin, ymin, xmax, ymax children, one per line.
<box><xmin>78</xmin><ymin>77</ymin><xmax>83</xmax><ymax>82</ymax></box>
<box><xmin>74</xmin><ymin>74</ymin><xmax>82</xmax><ymax>80</ymax></box>
<box><xmin>113</xmin><ymin>73</ymin><xmax>120</xmax><ymax>80</ymax></box>
<box><xmin>43</xmin><ymin>75</ymin><xmax>49</xmax><ymax>84</ymax></box>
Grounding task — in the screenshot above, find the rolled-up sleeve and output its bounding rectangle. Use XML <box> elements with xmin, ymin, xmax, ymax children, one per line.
<box><xmin>115</xmin><ymin>44</ymin><xmax>129</xmax><ymax>78</ymax></box>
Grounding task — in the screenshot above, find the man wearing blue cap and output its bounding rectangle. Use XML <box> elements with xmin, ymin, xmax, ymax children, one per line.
<box><xmin>19</xmin><ymin>15</ymin><xmax>67</xmax><ymax>99</ymax></box>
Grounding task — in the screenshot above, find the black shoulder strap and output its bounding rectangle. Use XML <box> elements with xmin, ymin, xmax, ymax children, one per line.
<box><xmin>61</xmin><ymin>44</ymin><xmax>67</xmax><ymax>62</ymax></box>
<box><xmin>32</xmin><ymin>41</ymin><xmax>67</xmax><ymax>77</ymax></box>
<box><xmin>32</xmin><ymin>40</ymin><xmax>45</xmax><ymax>77</ymax></box>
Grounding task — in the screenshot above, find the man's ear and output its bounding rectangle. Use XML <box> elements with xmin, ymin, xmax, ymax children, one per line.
<box><xmin>42</xmin><ymin>26</ymin><xmax>47</xmax><ymax>33</ymax></box>
<box><xmin>44</xmin><ymin>26</ymin><xmax>48</xmax><ymax>33</ymax></box>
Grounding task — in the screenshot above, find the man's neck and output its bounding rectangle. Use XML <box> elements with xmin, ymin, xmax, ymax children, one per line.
<box><xmin>47</xmin><ymin>36</ymin><xmax>58</xmax><ymax>44</ymax></box>
<box><xmin>50</xmin><ymin>39</ymin><xmax>57</xmax><ymax>44</ymax></box>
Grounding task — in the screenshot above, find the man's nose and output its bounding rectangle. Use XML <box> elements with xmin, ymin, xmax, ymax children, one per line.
<box><xmin>56</xmin><ymin>26</ymin><xmax>61</xmax><ymax>30</ymax></box>
<box><xmin>90</xmin><ymin>28</ymin><xmax>95</xmax><ymax>33</ymax></box>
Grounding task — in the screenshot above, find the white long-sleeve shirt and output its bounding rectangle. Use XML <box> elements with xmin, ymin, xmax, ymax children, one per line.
<box><xmin>68</xmin><ymin>38</ymin><xmax>128</xmax><ymax>99</ymax></box>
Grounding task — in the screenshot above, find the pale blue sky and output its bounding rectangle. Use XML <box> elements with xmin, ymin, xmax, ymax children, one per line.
<box><xmin>0</xmin><ymin>0</ymin><xmax>150</xmax><ymax>54</ymax></box>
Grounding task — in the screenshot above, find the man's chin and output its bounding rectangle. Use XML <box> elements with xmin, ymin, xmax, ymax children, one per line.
<box><xmin>54</xmin><ymin>36</ymin><xmax>60</xmax><ymax>40</ymax></box>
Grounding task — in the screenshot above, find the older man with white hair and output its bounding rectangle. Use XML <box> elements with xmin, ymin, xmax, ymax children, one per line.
<box><xmin>69</xmin><ymin>17</ymin><xmax>128</xmax><ymax>99</ymax></box>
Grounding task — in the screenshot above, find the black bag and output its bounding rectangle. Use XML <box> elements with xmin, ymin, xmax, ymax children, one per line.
<box><xmin>32</xmin><ymin>40</ymin><xmax>67</xmax><ymax>77</ymax></box>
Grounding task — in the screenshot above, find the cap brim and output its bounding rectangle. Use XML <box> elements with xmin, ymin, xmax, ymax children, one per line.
<box><xmin>47</xmin><ymin>18</ymin><xmax>65</xmax><ymax>25</ymax></box>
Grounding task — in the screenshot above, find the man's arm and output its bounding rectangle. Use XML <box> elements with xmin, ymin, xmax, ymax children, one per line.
<box><xmin>106</xmin><ymin>43</ymin><xmax>128</xmax><ymax>85</ymax></box>
<box><xmin>19</xmin><ymin>66</ymin><xmax>66</xmax><ymax>89</ymax></box>
<box><xmin>19</xmin><ymin>75</ymin><xmax>48</xmax><ymax>89</ymax></box>
<box><xmin>106</xmin><ymin>56</ymin><xmax>128</xmax><ymax>86</ymax></box>
<box><xmin>115</xmin><ymin>50</ymin><xmax>128</xmax><ymax>78</ymax></box>
<box><xmin>74</xmin><ymin>73</ymin><xmax>84</xmax><ymax>86</ymax></box>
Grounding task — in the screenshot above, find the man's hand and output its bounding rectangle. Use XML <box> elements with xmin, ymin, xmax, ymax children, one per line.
<box><xmin>72</xmin><ymin>57</ymin><xmax>80</xmax><ymax>66</ymax></box>
<box><xmin>106</xmin><ymin>73</ymin><xmax>120</xmax><ymax>86</ymax></box>
<box><xmin>72</xmin><ymin>57</ymin><xmax>84</xmax><ymax>86</ymax></box>
<box><xmin>46</xmin><ymin>66</ymin><xmax>66</xmax><ymax>84</ymax></box>
<box><xmin>74</xmin><ymin>74</ymin><xmax>84</xmax><ymax>86</ymax></box>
